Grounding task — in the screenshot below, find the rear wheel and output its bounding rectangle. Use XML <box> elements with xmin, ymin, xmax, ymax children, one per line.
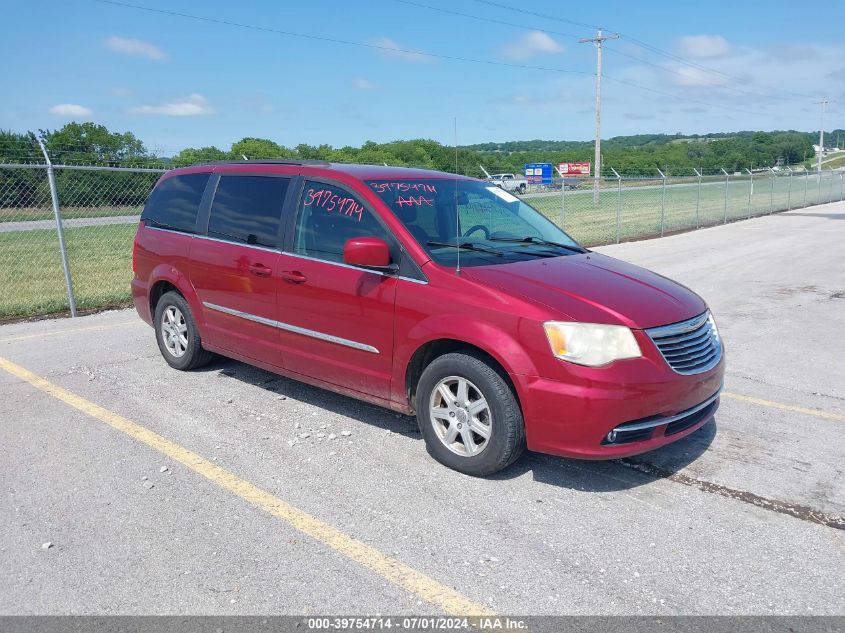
<box><xmin>518</xmin><ymin>183</ymin><xmax>526</xmax><ymax>194</ymax></box>
<box><xmin>154</xmin><ymin>291</ymin><xmax>213</xmax><ymax>370</ymax></box>
<box><xmin>416</xmin><ymin>351</ymin><xmax>525</xmax><ymax>476</ymax></box>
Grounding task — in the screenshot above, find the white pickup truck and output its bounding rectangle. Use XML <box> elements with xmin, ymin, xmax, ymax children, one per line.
<box><xmin>487</xmin><ymin>173</ymin><xmax>528</xmax><ymax>194</ymax></box>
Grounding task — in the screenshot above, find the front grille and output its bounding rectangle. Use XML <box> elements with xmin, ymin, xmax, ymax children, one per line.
<box><xmin>646</xmin><ymin>311</ymin><xmax>722</xmax><ymax>375</ymax></box>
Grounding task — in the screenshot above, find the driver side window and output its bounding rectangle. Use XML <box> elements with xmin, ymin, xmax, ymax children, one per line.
<box><xmin>293</xmin><ymin>181</ymin><xmax>390</xmax><ymax>264</ymax></box>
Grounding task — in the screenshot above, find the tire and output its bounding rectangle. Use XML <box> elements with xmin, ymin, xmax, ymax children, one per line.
<box><xmin>518</xmin><ymin>184</ymin><xmax>526</xmax><ymax>194</ymax></box>
<box><xmin>416</xmin><ymin>351</ymin><xmax>525</xmax><ymax>476</ymax></box>
<box><xmin>153</xmin><ymin>291</ymin><xmax>214</xmax><ymax>371</ymax></box>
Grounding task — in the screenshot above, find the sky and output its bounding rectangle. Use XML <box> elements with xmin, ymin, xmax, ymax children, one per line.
<box><xmin>2</xmin><ymin>0</ymin><xmax>843</xmax><ymax>155</ymax></box>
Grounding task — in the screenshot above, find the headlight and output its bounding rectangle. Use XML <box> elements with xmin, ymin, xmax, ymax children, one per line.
<box><xmin>543</xmin><ymin>321</ymin><xmax>641</xmax><ymax>367</ymax></box>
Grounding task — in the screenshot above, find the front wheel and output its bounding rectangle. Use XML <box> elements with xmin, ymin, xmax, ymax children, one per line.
<box><xmin>416</xmin><ymin>352</ymin><xmax>525</xmax><ymax>476</ymax></box>
<box><xmin>154</xmin><ymin>291</ymin><xmax>214</xmax><ymax>370</ymax></box>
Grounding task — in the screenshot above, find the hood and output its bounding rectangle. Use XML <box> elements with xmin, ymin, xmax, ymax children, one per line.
<box><xmin>461</xmin><ymin>252</ymin><xmax>706</xmax><ymax>329</ymax></box>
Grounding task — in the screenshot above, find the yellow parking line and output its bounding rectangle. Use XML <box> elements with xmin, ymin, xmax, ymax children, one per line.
<box><xmin>0</xmin><ymin>355</ymin><xmax>492</xmax><ymax>618</ymax></box>
<box><xmin>0</xmin><ymin>321</ymin><xmax>138</xmax><ymax>343</ymax></box>
<box><xmin>723</xmin><ymin>391</ymin><xmax>845</xmax><ymax>422</ymax></box>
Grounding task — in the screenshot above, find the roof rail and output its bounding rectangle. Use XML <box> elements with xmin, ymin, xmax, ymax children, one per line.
<box><xmin>206</xmin><ymin>158</ymin><xmax>331</xmax><ymax>166</ymax></box>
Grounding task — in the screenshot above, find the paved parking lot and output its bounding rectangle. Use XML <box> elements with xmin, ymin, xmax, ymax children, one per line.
<box><xmin>1</xmin><ymin>201</ymin><xmax>843</xmax><ymax>616</ymax></box>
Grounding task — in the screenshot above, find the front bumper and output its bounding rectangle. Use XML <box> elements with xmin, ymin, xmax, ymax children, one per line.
<box><xmin>515</xmin><ymin>338</ymin><xmax>725</xmax><ymax>459</ymax></box>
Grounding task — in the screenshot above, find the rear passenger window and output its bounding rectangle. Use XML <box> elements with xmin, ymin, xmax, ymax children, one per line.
<box><xmin>208</xmin><ymin>175</ymin><xmax>289</xmax><ymax>248</ymax></box>
<box><xmin>141</xmin><ymin>173</ymin><xmax>209</xmax><ymax>233</ymax></box>
<box><xmin>293</xmin><ymin>181</ymin><xmax>390</xmax><ymax>263</ymax></box>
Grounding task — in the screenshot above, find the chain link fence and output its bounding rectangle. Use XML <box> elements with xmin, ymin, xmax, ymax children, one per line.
<box><xmin>0</xmin><ymin>163</ymin><xmax>163</xmax><ymax>319</ymax></box>
<box><xmin>521</xmin><ymin>169</ymin><xmax>845</xmax><ymax>247</ymax></box>
<box><xmin>1</xmin><ymin>162</ymin><xmax>843</xmax><ymax>319</ymax></box>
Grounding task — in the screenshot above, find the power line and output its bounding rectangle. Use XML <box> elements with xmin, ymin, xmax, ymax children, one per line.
<box><xmin>391</xmin><ymin>0</ymin><xmax>810</xmax><ymax>105</ymax></box>
<box><xmin>93</xmin><ymin>0</ymin><xmax>811</xmax><ymax>122</ymax></box>
<box><xmin>390</xmin><ymin>0</ymin><xmax>582</xmax><ymax>40</ymax></box>
<box><xmin>466</xmin><ymin>0</ymin><xmax>817</xmax><ymax>100</ymax></box>
<box><xmin>468</xmin><ymin>0</ymin><xmax>600</xmax><ymax>31</ymax></box>
<box><xmin>93</xmin><ymin>0</ymin><xmax>591</xmax><ymax>76</ymax></box>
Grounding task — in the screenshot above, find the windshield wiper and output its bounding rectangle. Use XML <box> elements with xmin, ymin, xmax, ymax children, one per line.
<box><xmin>427</xmin><ymin>241</ymin><xmax>503</xmax><ymax>256</ymax></box>
<box><xmin>489</xmin><ymin>236</ymin><xmax>585</xmax><ymax>252</ymax></box>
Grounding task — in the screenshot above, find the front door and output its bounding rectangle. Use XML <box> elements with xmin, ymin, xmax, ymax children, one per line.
<box><xmin>275</xmin><ymin>179</ymin><xmax>397</xmax><ymax>400</ymax></box>
<box><xmin>190</xmin><ymin>174</ymin><xmax>291</xmax><ymax>365</ymax></box>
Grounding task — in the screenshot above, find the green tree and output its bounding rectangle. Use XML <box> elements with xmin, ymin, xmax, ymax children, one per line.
<box><xmin>41</xmin><ymin>122</ymin><xmax>149</xmax><ymax>166</ymax></box>
<box><xmin>171</xmin><ymin>146</ymin><xmax>230</xmax><ymax>167</ymax></box>
<box><xmin>231</xmin><ymin>137</ymin><xmax>292</xmax><ymax>160</ymax></box>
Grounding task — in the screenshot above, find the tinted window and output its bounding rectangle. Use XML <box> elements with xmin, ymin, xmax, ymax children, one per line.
<box><xmin>293</xmin><ymin>181</ymin><xmax>390</xmax><ymax>263</ymax></box>
<box><xmin>141</xmin><ymin>173</ymin><xmax>209</xmax><ymax>233</ymax></box>
<box><xmin>208</xmin><ymin>175</ymin><xmax>289</xmax><ymax>248</ymax></box>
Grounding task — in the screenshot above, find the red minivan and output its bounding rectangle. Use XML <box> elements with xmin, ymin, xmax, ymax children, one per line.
<box><xmin>132</xmin><ymin>160</ymin><xmax>724</xmax><ymax>476</ymax></box>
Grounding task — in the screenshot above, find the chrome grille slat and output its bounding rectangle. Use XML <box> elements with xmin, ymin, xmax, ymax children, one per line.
<box><xmin>663</xmin><ymin>340</ymin><xmax>717</xmax><ymax>361</ymax></box>
<box><xmin>652</xmin><ymin>326</ymin><xmax>710</xmax><ymax>347</ymax></box>
<box><xmin>646</xmin><ymin>311</ymin><xmax>722</xmax><ymax>375</ymax></box>
<box><xmin>673</xmin><ymin>351</ymin><xmax>717</xmax><ymax>369</ymax></box>
<box><xmin>660</xmin><ymin>331</ymin><xmax>713</xmax><ymax>353</ymax></box>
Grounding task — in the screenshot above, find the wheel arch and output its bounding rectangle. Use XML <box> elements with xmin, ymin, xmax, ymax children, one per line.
<box><xmin>404</xmin><ymin>338</ymin><xmax>524</xmax><ymax>415</ymax></box>
<box><xmin>147</xmin><ymin>264</ymin><xmax>203</xmax><ymax>328</ymax></box>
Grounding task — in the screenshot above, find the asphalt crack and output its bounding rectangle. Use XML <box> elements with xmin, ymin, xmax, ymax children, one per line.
<box><xmin>616</xmin><ymin>458</ymin><xmax>845</xmax><ymax>531</ymax></box>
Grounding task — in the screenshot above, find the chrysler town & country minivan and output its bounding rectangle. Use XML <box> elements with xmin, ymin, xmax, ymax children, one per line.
<box><xmin>132</xmin><ymin>160</ymin><xmax>724</xmax><ymax>476</ymax></box>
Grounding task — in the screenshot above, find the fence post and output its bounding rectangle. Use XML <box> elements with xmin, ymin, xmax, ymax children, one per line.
<box><xmin>817</xmin><ymin>169</ymin><xmax>822</xmax><ymax>205</ymax></box>
<box><xmin>745</xmin><ymin>168</ymin><xmax>753</xmax><ymax>218</ymax></box>
<box><xmin>693</xmin><ymin>168</ymin><xmax>702</xmax><ymax>228</ymax></box>
<box><xmin>37</xmin><ymin>139</ymin><xmax>77</xmax><ymax>317</ymax></box>
<box><xmin>657</xmin><ymin>167</ymin><xmax>667</xmax><ymax>237</ymax></box>
<box><xmin>721</xmin><ymin>168</ymin><xmax>729</xmax><ymax>224</ymax></box>
<box><xmin>611</xmin><ymin>167</ymin><xmax>622</xmax><ymax>243</ymax></box>
<box><xmin>767</xmin><ymin>167</ymin><xmax>775</xmax><ymax>214</ymax></box>
<box><xmin>840</xmin><ymin>172</ymin><xmax>844</xmax><ymax>202</ymax></box>
<box><xmin>554</xmin><ymin>166</ymin><xmax>566</xmax><ymax>231</ymax></box>
<box><xmin>786</xmin><ymin>167</ymin><xmax>793</xmax><ymax>210</ymax></box>
<box><xmin>803</xmin><ymin>169</ymin><xmax>809</xmax><ymax>207</ymax></box>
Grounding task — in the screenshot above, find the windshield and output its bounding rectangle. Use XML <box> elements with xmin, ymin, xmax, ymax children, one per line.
<box><xmin>366</xmin><ymin>178</ymin><xmax>583</xmax><ymax>267</ymax></box>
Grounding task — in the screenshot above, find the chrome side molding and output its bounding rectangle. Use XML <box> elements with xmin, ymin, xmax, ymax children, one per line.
<box><xmin>202</xmin><ymin>302</ymin><xmax>380</xmax><ymax>354</ymax></box>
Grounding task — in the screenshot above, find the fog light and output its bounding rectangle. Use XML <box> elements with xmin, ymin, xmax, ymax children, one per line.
<box><xmin>606</xmin><ymin>430</ymin><xmax>618</xmax><ymax>443</ymax></box>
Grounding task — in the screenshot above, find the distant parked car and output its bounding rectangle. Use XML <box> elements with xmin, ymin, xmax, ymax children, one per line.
<box><xmin>487</xmin><ymin>173</ymin><xmax>528</xmax><ymax>194</ymax></box>
<box><xmin>133</xmin><ymin>160</ymin><xmax>724</xmax><ymax>476</ymax></box>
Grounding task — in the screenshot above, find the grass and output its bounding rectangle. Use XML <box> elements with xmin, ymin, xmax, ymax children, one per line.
<box><xmin>525</xmin><ymin>172</ymin><xmax>844</xmax><ymax>246</ymax></box>
<box><xmin>0</xmin><ymin>171</ymin><xmax>842</xmax><ymax>319</ymax></box>
<box><xmin>0</xmin><ymin>223</ymin><xmax>136</xmax><ymax>318</ymax></box>
<box><xmin>821</xmin><ymin>154</ymin><xmax>845</xmax><ymax>170</ymax></box>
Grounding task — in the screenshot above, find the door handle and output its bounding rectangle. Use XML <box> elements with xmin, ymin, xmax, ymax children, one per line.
<box><xmin>249</xmin><ymin>263</ymin><xmax>272</xmax><ymax>277</ymax></box>
<box><xmin>280</xmin><ymin>270</ymin><xmax>307</xmax><ymax>284</ymax></box>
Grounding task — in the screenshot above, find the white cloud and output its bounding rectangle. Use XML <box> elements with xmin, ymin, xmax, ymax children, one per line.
<box><xmin>501</xmin><ymin>31</ymin><xmax>564</xmax><ymax>60</ymax></box>
<box><xmin>372</xmin><ymin>37</ymin><xmax>432</xmax><ymax>63</ymax></box>
<box><xmin>352</xmin><ymin>77</ymin><xmax>376</xmax><ymax>90</ymax></box>
<box><xmin>49</xmin><ymin>103</ymin><xmax>93</xmax><ymax>117</ymax></box>
<box><xmin>677</xmin><ymin>35</ymin><xmax>733</xmax><ymax>60</ymax></box>
<box><xmin>129</xmin><ymin>94</ymin><xmax>213</xmax><ymax>117</ymax></box>
<box><xmin>105</xmin><ymin>36</ymin><xmax>166</xmax><ymax>61</ymax></box>
<box><xmin>667</xmin><ymin>65</ymin><xmax>731</xmax><ymax>87</ymax></box>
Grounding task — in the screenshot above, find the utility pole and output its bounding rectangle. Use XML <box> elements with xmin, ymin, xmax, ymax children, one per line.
<box><xmin>580</xmin><ymin>28</ymin><xmax>619</xmax><ymax>204</ymax></box>
<box><xmin>817</xmin><ymin>98</ymin><xmax>830</xmax><ymax>173</ymax></box>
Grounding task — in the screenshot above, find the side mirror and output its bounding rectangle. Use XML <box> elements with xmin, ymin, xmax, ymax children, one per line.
<box><xmin>343</xmin><ymin>237</ymin><xmax>396</xmax><ymax>272</ymax></box>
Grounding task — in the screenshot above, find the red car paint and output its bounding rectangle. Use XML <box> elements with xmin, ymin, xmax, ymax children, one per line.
<box><xmin>132</xmin><ymin>162</ymin><xmax>724</xmax><ymax>460</ymax></box>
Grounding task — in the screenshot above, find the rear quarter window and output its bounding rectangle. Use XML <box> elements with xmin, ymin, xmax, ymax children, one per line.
<box><xmin>141</xmin><ymin>173</ymin><xmax>209</xmax><ymax>233</ymax></box>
